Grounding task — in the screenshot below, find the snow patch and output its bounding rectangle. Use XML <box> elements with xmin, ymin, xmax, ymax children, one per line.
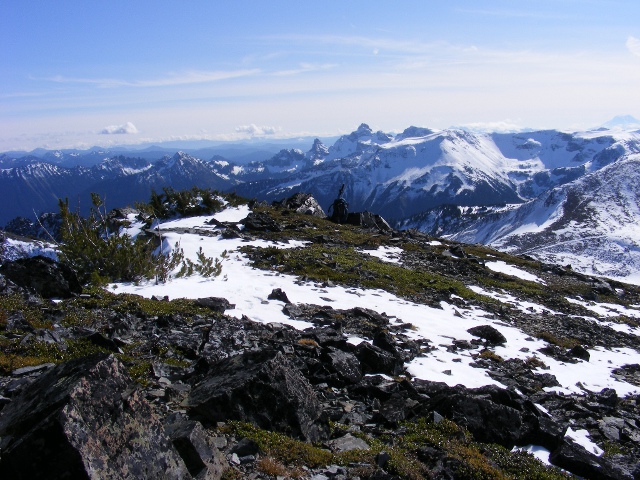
<box><xmin>485</xmin><ymin>261</ymin><xmax>545</xmax><ymax>284</ymax></box>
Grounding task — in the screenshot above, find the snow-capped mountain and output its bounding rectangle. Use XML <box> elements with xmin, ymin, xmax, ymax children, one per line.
<box><xmin>234</xmin><ymin>124</ymin><xmax>637</xmax><ymax>223</ymax></box>
<box><xmin>404</xmin><ymin>153</ymin><xmax>640</xmax><ymax>283</ymax></box>
<box><xmin>3</xmin><ymin>121</ymin><xmax>640</xmax><ymax>283</ymax></box>
<box><xmin>231</xmin><ymin>124</ymin><xmax>640</xmax><ymax>283</ymax></box>
<box><xmin>598</xmin><ymin>114</ymin><xmax>640</xmax><ymax>131</ymax></box>
<box><xmin>0</xmin><ymin>152</ymin><xmax>236</xmax><ymax>225</ymax></box>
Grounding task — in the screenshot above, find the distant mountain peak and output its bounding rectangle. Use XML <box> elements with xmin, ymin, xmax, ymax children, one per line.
<box><xmin>598</xmin><ymin>115</ymin><xmax>640</xmax><ymax>131</ymax></box>
<box><xmin>397</xmin><ymin>126</ymin><xmax>434</xmax><ymax>140</ymax></box>
<box><xmin>307</xmin><ymin>138</ymin><xmax>329</xmax><ymax>161</ymax></box>
<box><xmin>356</xmin><ymin>123</ymin><xmax>373</xmax><ymax>135</ymax></box>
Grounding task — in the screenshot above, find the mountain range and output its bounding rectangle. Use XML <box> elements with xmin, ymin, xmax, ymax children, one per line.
<box><xmin>2</xmin><ymin>120</ymin><xmax>640</xmax><ymax>283</ymax></box>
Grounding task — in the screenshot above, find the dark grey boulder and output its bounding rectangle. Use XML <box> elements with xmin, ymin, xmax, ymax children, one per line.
<box><xmin>372</xmin><ymin>329</ymin><xmax>398</xmax><ymax>353</ymax></box>
<box><xmin>3</xmin><ymin>311</ymin><xmax>34</xmax><ymax>332</ymax></box>
<box><xmin>374</xmin><ymin>394</ymin><xmax>421</xmax><ymax>427</ymax></box>
<box><xmin>273</xmin><ymin>193</ymin><xmax>327</xmax><ymax>218</ymax></box>
<box><xmin>346</xmin><ymin>212</ymin><xmax>392</xmax><ymax>231</ymax></box>
<box><xmin>356</xmin><ymin>342</ymin><xmax>404</xmax><ymax>376</ymax></box>
<box><xmin>569</xmin><ymin>344</ymin><xmax>590</xmax><ymax>361</ymax></box>
<box><xmin>194</xmin><ymin>297</ymin><xmax>235</xmax><ymax>313</ymax></box>
<box><xmin>0</xmin><ymin>354</ymin><xmax>189</xmax><ymax>479</ymax></box>
<box><xmin>165</xmin><ymin>413</ymin><xmax>227</xmax><ymax>480</ymax></box>
<box><xmin>325</xmin><ymin>347</ymin><xmax>363</xmax><ymax>385</ymax></box>
<box><xmin>230</xmin><ymin>437</ymin><xmax>260</xmax><ymax>457</ymax></box>
<box><xmin>186</xmin><ymin>349</ymin><xmax>329</xmax><ymax>442</ymax></box>
<box><xmin>267</xmin><ymin>287</ymin><xmax>291</xmax><ymax>304</ymax></box>
<box><xmin>550</xmin><ymin>439</ymin><xmax>630</xmax><ymax>480</ymax></box>
<box><xmin>467</xmin><ymin>324</ymin><xmax>507</xmax><ymax>345</ymax></box>
<box><xmin>0</xmin><ymin>255</ymin><xmax>81</xmax><ymax>298</ymax></box>
<box><xmin>240</xmin><ymin>212</ymin><xmax>282</xmax><ymax>232</ymax></box>
<box><xmin>422</xmin><ymin>383</ymin><xmax>563</xmax><ymax>451</ymax></box>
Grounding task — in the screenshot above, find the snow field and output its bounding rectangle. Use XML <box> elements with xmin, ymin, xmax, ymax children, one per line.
<box><xmin>110</xmin><ymin>209</ymin><xmax>640</xmax><ymax>399</ymax></box>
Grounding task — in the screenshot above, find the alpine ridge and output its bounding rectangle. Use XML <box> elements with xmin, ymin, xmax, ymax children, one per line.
<box><xmin>2</xmin><ymin>122</ymin><xmax>640</xmax><ymax>283</ymax></box>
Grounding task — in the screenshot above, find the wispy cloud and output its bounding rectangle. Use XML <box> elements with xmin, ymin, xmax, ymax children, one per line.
<box><xmin>455</xmin><ymin>8</ymin><xmax>568</xmax><ymax>20</ymax></box>
<box><xmin>47</xmin><ymin>69</ymin><xmax>261</xmax><ymax>88</ymax></box>
<box><xmin>0</xmin><ymin>91</ymin><xmax>47</xmax><ymax>100</ymax></box>
<box><xmin>265</xmin><ymin>34</ymin><xmax>444</xmax><ymax>55</ymax></box>
<box><xmin>100</xmin><ymin>122</ymin><xmax>139</xmax><ymax>135</ymax></box>
<box><xmin>627</xmin><ymin>36</ymin><xmax>640</xmax><ymax>57</ymax></box>
<box><xmin>454</xmin><ymin>120</ymin><xmax>526</xmax><ymax>134</ymax></box>
<box><xmin>272</xmin><ymin>63</ymin><xmax>338</xmax><ymax>76</ymax></box>
<box><xmin>235</xmin><ymin>124</ymin><xmax>280</xmax><ymax>136</ymax></box>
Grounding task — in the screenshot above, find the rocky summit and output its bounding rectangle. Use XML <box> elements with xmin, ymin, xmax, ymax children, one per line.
<box><xmin>1</xmin><ymin>193</ymin><xmax>640</xmax><ymax>479</ymax></box>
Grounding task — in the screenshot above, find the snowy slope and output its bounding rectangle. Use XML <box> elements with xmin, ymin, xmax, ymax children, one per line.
<box><xmin>431</xmin><ymin>153</ymin><xmax>640</xmax><ymax>284</ymax></box>
<box><xmin>108</xmin><ymin>203</ymin><xmax>640</xmax><ymax>399</ymax></box>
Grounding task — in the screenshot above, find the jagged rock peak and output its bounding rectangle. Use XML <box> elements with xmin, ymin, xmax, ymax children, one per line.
<box><xmin>263</xmin><ymin>148</ymin><xmax>305</xmax><ymax>168</ymax></box>
<box><xmin>307</xmin><ymin>138</ymin><xmax>329</xmax><ymax>161</ymax></box>
<box><xmin>158</xmin><ymin>151</ymin><xmax>202</xmax><ymax>170</ymax></box>
<box><xmin>343</xmin><ymin>123</ymin><xmax>393</xmax><ymax>144</ymax></box>
<box><xmin>356</xmin><ymin>123</ymin><xmax>373</xmax><ymax>136</ymax></box>
<box><xmin>309</xmin><ymin>138</ymin><xmax>328</xmax><ymax>153</ymax></box>
<box><xmin>171</xmin><ymin>151</ymin><xmax>196</xmax><ymax>161</ymax></box>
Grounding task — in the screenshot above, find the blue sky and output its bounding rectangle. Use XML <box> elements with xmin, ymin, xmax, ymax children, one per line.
<box><xmin>1</xmin><ymin>0</ymin><xmax>639</xmax><ymax>151</ymax></box>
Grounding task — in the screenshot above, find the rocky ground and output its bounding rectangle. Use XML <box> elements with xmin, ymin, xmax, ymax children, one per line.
<box><xmin>1</xmin><ymin>194</ymin><xmax>640</xmax><ymax>479</ymax></box>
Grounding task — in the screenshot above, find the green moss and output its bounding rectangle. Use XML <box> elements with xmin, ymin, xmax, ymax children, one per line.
<box><xmin>221</xmin><ymin>418</ymin><xmax>569</xmax><ymax>480</ymax></box>
<box><xmin>525</xmin><ymin>356</ymin><xmax>548</xmax><ymax>369</ymax></box>
<box><xmin>251</xmin><ymin>207</ymin><xmax>386</xmax><ymax>248</ymax></box>
<box><xmin>537</xmin><ymin>332</ymin><xmax>581</xmax><ymax>349</ymax></box>
<box><xmin>118</xmin><ymin>355</ymin><xmax>153</xmax><ymax>386</ymax></box>
<box><xmin>63</xmin><ymin>288</ymin><xmax>222</xmax><ymax>323</ymax></box>
<box><xmin>0</xmin><ymin>293</ymin><xmax>50</xmax><ymax>330</ymax></box>
<box><xmin>222</xmin><ymin>422</ymin><xmax>334</xmax><ymax>467</ymax></box>
<box><xmin>0</xmin><ymin>337</ymin><xmax>110</xmax><ymax>375</ymax></box>
<box><xmin>241</xmin><ymin>243</ymin><xmax>482</xmax><ymax>304</ymax></box>
<box><xmin>479</xmin><ymin>349</ymin><xmax>505</xmax><ymax>362</ymax></box>
<box><xmin>601</xmin><ymin>440</ymin><xmax>625</xmax><ymax>457</ymax></box>
<box><xmin>396</xmin><ymin>418</ymin><xmax>571</xmax><ymax>480</ymax></box>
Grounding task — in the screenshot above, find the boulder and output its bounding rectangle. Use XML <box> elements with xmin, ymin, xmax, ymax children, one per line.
<box><xmin>325</xmin><ymin>347</ymin><xmax>363</xmax><ymax>385</ymax></box>
<box><xmin>240</xmin><ymin>212</ymin><xmax>282</xmax><ymax>232</ymax></box>
<box><xmin>194</xmin><ymin>297</ymin><xmax>235</xmax><ymax>313</ymax></box>
<box><xmin>356</xmin><ymin>342</ymin><xmax>404</xmax><ymax>376</ymax></box>
<box><xmin>324</xmin><ymin>433</ymin><xmax>370</xmax><ymax>452</ymax></box>
<box><xmin>345</xmin><ymin>212</ymin><xmax>392</xmax><ymax>231</ymax></box>
<box><xmin>550</xmin><ymin>439</ymin><xmax>629</xmax><ymax>480</ymax></box>
<box><xmin>467</xmin><ymin>325</ymin><xmax>507</xmax><ymax>345</ymax></box>
<box><xmin>0</xmin><ymin>354</ymin><xmax>189</xmax><ymax>479</ymax></box>
<box><xmin>267</xmin><ymin>288</ymin><xmax>291</xmax><ymax>304</ymax></box>
<box><xmin>423</xmin><ymin>383</ymin><xmax>563</xmax><ymax>451</ymax></box>
<box><xmin>374</xmin><ymin>394</ymin><xmax>421</xmax><ymax>427</ymax></box>
<box><xmin>372</xmin><ymin>329</ymin><xmax>398</xmax><ymax>353</ymax></box>
<box><xmin>165</xmin><ymin>413</ymin><xmax>228</xmax><ymax>480</ymax></box>
<box><xmin>273</xmin><ymin>193</ymin><xmax>327</xmax><ymax>218</ymax></box>
<box><xmin>0</xmin><ymin>256</ymin><xmax>81</xmax><ymax>298</ymax></box>
<box><xmin>186</xmin><ymin>349</ymin><xmax>329</xmax><ymax>442</ymax></box>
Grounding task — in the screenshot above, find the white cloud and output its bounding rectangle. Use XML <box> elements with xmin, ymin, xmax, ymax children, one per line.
<box><xmin>627</xmin><ymin>36</ymin><xmax>640</xmax><ymax>57</ymax></box>
<box><xmin>235</xmin><ymin>124</ymin><xmax>280</xmax><ymax>136</ymax></box>
<box><xmin>49</xmin><ymin>69</ymin><xmax>260</xmax><ymax>88</ymax></box>
<box><xmin>272</xmin><ymin>63</ymin><xmax>337</xmax><ymax>77</ymax></box>
<box><xmin>100</xmin><ymin>122</ymin><xmax>139</xmax><ymax>135</ymax></box>
<box><xmin>269</xmin><ymin>34</ymin><xmax>443</xmax><ymax>55</ymax></box>
<box><xmin>455</xmin><ymin>120</ymin><xmax>526</xmax><ymax>134</ymax></box>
